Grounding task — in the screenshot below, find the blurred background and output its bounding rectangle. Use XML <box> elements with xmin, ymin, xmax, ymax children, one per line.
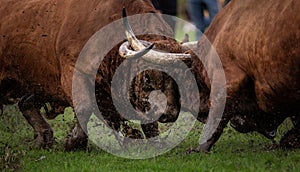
<box><xmin>152</xmin><ymin>0</ymin><xmax>228</xmax><ymax>41</ymax></box>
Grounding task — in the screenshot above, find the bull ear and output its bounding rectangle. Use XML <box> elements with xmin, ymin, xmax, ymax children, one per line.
<box><xmin>181</xmin><ymin>33</ymin><xmax>190</xmax><ymax>44</ymax></box>
<box><xmin>120</xmin><ymin>8</ymin><xmax>192</xmax><ymax>64</ymax></box>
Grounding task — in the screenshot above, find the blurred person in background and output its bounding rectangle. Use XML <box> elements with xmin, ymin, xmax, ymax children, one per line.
<box><xmin>188</xmin><ymin>0</ymin><xmax>219</xmax><ymax>39</ymax></box>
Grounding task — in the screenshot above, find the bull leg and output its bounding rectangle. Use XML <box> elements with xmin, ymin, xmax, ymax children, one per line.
<box><xmin>104</xmin><ymin>113</ymin><xmax>125</xmax><ymax>146</ymax></box>
<box><xmin>141</xmin><ymin>122</ymin><xmax>165</xmax><ymax>148</ymax></box>
<box><xmin>62</xmin><ymin>66</ymin><xmax>91</xmax><ymax>151</ymax></box>
<box><xmin>18</xmin><ymin>94</ymin><xmax>54</xmax><ymax>148</ymax></box>
<box><xmin>280</xmin><ymin>115</ymin><xmax>300</xmax><ymax>149</ymax></box>
<box><xmin>64</xmin><ymin>100</ymin><xmax>89</xmax><ymax>151</ymax></box>
<box><xmin>122</xmin><ymin>122</ymin><xmax>144</xmax><ymax>139</ymax></box>
<box><xmin>64</xmin><ymin>121</ymin><xmax>88</xmax><ymax>151</ymax></box>
<box><xmin>187</xmin><ymin>69</ymin><xmax>231</xmax><ymax>153</ymax></box>
<box><xmin>64</xmin><ymin>102</ymin><xmax>89</xmax><ymax>151</ymax></box>
<box><xmin>189</xmin><ymin>113</ymin><xmax>230</xmax><ymax>153</ymax></box>
<box><xmin>64</xmin><ymin>95</ymin><xmax>88</xmax><ymax>151</ymax></box>
<box><xmin>193</xmin><ymin>85</ymin><xmax>259</xmax><ymax>153</ymax></box>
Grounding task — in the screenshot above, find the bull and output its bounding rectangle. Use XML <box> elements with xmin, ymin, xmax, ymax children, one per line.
<box><xmin>120</xmin><ymin>0</ymin><xmax>300</xmax><ymax>152</ymax></box>
<box><xmin>0</xmin><ymin>0</ymin><xmax>190</xmax><ymax>150</ymax></box>
<box><xmin>184</xmin><ymin>0</ymin><xmax>300</xmax><ymax>152</ymax></box>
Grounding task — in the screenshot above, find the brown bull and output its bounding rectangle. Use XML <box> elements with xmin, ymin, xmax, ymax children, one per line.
<box><xmin>122</xmin><ymin>0</ymin><xmax>300</xmax><ymax>152</ymax></box>
<box><xmin>0</xmin><ymin>0</ymin><xmax>189</xmax><ymax>150</ymax></box>
<box><xmin>186</xmin><ymin>0</ymin><xmax>300</xmax><ymax>152</ymax></box>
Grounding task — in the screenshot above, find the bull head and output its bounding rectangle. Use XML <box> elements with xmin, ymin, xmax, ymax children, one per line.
<box><xmin>230</xmin><ymin>114</ymin><xmax>279</xmax><ymax>140</ymax></box>
<box><xmin>117</xmin><ymin>8</ymin><xmax>193</xmax><ymax>123</ymax></box>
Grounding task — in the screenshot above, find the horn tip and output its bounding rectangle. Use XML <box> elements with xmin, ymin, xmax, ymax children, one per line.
<box><xmin>122</xmin><ymin>7</ymin><xmax>127</xmax><ymax>18</ymax></box>
<box><xmin>147</xmin><ymin>44</ymin><xmax>155</xmax><ymax>50</ymax></box>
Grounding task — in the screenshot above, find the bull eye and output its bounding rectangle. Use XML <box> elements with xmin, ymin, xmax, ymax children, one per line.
<box><xmin>144</xmin><ymin>74</ymin><xmax>151</xmax><ymax>83</ymax></box>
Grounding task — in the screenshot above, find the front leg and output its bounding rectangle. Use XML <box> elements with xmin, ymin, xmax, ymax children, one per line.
<box><xmin>195</xmin><ymin>114</ymin><xmax>230</xmax><ymax>153</ymax></box>
<box><xmin>190</xmin><ymin>70</ymin><xmax>228</xmax><ymax>153</ymax></box>
<box><xmin>64</xmin><ymin>121</ymin><xmax>88</xmax><ymax>151</ymax></box>
<box><xmin>191</xmin><ymin>62</ymin><xmax>250</xmax><ymax>153</ymax></box>
<box><xmin>64</xmin><ymin>77</ymin><xmax>92</xmax><ymax>151</ymax></box>
<box><xmin>61</xmin><ymin>62</ymin><xmax>93</xmax><ymax>151</ymax></box>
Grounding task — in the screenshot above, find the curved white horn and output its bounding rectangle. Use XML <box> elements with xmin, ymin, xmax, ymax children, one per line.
<box><xmin>120</xmin><ymin>8</ymin><xmax>191</xmax><ymax>64</ymax></box>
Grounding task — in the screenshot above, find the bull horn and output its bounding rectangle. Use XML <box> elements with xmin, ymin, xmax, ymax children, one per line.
<box><xmin>120</xmin><ymin>8</ymin><xmax>191</xmax><ymax>64</ymax></box>
<box><xmin>181</xmin><ymin>41</ymin><xmax>198</xmax><ymax>52</ymax></box>
<box><xmin>119</xmin><ymin>42</ymin><xmax>154</xmax><ymax>59</ymax></box>
<box><xmin>122</xmin><ymin>7</ymin><xmax>145</xmax><ymax>51</ymax></box>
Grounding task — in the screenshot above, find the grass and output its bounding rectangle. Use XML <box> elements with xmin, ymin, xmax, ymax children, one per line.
<box><xmin>1</xmin><ymin>104</ymin><xmax>300</xmax><ymax>172</ymax></box>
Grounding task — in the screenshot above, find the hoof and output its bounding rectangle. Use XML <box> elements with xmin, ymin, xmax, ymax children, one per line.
<box><xmin>185</xmin><ymin>146</ymin><xmax>209</xmax><ymax>155</ymax></box>
<box><xmin>33</xmin><ymin>129</ymin><xmax>54</xmax><ymax>149</ymax></box>
<box><xmin>185</xmin><ymin>147</ymin><xmax>199</xmax><ymax>155</ymax></box>
<box><xmin>280</xmin><ymin>128</ymin><xmax>300</xmax><ymax>149</ymax></box>
<box><xmin>64</xmin><ymin>135</ymin><xmax>88</xmax><ymax>151</ymax></box>
<box><xmin>64</xmin><ymin>125</ymin><xmax>88</xmax><ymax>151</ymax></box>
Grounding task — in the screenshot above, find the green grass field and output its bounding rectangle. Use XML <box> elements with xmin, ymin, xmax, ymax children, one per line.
<box><xmin>1</xmin><ymin>104</ymin><xmax>299</xmax><ymax>172</ymax></box>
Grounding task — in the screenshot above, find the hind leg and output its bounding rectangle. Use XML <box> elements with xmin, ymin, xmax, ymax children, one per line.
<box><xmin>61</xmin><ymin>62</ymin><xmax>90</xmax><ymax>151</ymax></box>
<box><xmin>280</xmin><ymin>115</ymin><xmax>300</xmax><ymax>149</ymax></box>
<box><xmin>64</xmin><ymin>95</ymin><xmax>89</xmax><ymax>151</ymax></box>
<box><xmin>18</xmin><ymin>94</ymin><xmax>54</xmax><ymax>148</ymax></box>
<box><xmin>64</xmin><ymin>98</ymin><xmax>89</xmax><ymax>151</ymax></box>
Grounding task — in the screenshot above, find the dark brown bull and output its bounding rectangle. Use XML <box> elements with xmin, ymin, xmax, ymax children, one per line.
<box><xmin>0</xmin><ymin>0</ymin><xmax>190</xmax><ymax>150</ymax></box>
<box><xmin>183</xmin><ymin>0</ymin><xmax>300</xmax><ymax>152</ymax></box>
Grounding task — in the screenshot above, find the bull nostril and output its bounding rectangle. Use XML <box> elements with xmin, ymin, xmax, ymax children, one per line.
<box><xmin>159</xmin><ymin>114</ymin><xmax>167</xmax><ymax>123</ymax></box>
<box><xmin>268</xmin><ymin>130</ymin><xmax>276</xmax><ymax>138</ymax></box>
